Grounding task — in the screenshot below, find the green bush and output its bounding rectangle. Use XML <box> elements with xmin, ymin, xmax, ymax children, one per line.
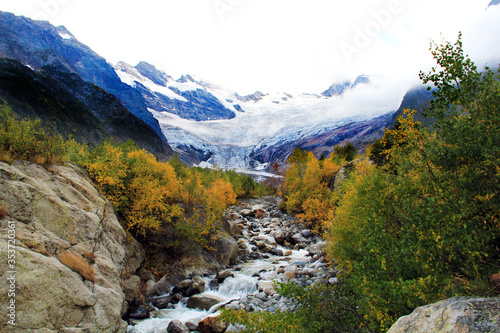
<box><xmin>0</xmin><ymin>105</ymin><xmax>67</xmax><ymax>164</ymax></box>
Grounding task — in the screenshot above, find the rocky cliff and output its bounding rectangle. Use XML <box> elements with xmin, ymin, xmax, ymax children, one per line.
<box><xmin>0</xmin><ymin>161</ymin><xmax>145</xmax><ymax>332</ymax></box>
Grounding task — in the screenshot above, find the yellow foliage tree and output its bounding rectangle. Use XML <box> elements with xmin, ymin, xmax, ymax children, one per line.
<box><xmin>285</xmin><ymin>151</ymin><xmax>340</xmax><ymax>231</ymax></box>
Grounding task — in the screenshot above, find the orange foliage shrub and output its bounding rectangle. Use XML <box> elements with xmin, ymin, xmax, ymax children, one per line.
<box><xmin>57</xmin><ymin>250</ymin><xmax>95</xmax><ymax>282</ymax></box>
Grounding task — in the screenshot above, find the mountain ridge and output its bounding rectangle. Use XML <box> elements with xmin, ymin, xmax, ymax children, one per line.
<box><xmin>0</xmin><ymin>11</ymin><xmax>413</xmax><ymax>172</ymax></box>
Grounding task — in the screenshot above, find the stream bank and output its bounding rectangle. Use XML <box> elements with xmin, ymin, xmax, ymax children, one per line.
<box><xmin>127</xmin><ymin>196</ymin><xmax>338</xmax><ymax>333</ymax></box>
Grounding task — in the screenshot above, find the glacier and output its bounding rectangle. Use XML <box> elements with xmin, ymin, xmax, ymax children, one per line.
<box><xmin>115</xmin><ymin>62</ymin><xmax>406</xmax><ymax>173</ymax></box>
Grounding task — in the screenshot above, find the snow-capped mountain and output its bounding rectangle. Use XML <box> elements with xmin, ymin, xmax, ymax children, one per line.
<box><xmin>114</xmin><ymin>61</ymin><xmax>403</xmax><ymax>171</ymax></box>
<box><xmin>0</xmin><ymin>11</ymin><xmax>407</xmax><ymax>174</ymax></box>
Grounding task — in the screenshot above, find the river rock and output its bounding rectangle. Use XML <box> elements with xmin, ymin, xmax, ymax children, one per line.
<box><xmin>187</xmin><ymin>294</ymin><xmax>225</xmax><ymax>311</ymax></box>
<box><xmin>186</xmin><ymin>321</ymin><xmax>198</xmax><ymax>331</ymax></box>
<box><xmin>129</xmin><ymin>305</ymin><xmax>151</xmax><ymax>319</ymax></box>
<box><xmin>199</xmin><ymin>314</ymin><xmax>229</xmax><ymax>333</ymax></box>
<box><xmin>149</xmin><ymin>295</ymin><xmax>173</xmax><ymax>309</ymax></box>
<box><xmin>387</xmin><ymin>297</ymin><xmax>500</xmax><ymax>333</ymax></box>
<box><xmin>291</xmin><ymin>233</ymin><xmax>307</xmax><ymax>244</ymax></box>
<box><xmin>228</xmin><ymin>221</ymin><xmax>242</xmax><ymax>237</ymax></box>
<box><xmin>257</xmin><ymin>281</ymin><xmax>275</xmax><ymax>295</ymax></box>
<box><xmin>0</xmin><ymin>161</ymin><xmax>142</xmax><ymax>332</ymax></box>
<box><xmin>301</xmin><ymin>229</ymin><xmax>312</xmax><ymax>238</ymax></box>
<box><xmin>240</xmin><ymin>209</ymin><xmax>253</xmax><ymax>217</ymax></box>
<box><xmin>308</xmin><ymin>241</ymin><xmax>328</xmax><ymax>255</ymax></box>
<box><xmin>260</xmin><ymin>271</ymin><xmax>278</xmax><ymax>280</ymax></box>
<box><xmin>167</xmin><ymin>319</ymin><xmax>190</xmax><ymax>333</ymax></box>
<box><xmin>284</xmin><ymin>264</ymin><xmax>298</xmax><ymax>273</ymax></box>
<box><xmin>270</xmin><ymin>229</ymin><xmax>285</xmax><ymax>244</ymax></box>
<box><xmin>216</xmin><ymin>269</ymin><xmax>235</xmax><ymax>282</ymax></box>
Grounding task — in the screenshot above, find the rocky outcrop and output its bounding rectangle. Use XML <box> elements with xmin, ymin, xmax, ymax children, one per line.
<box><xmin>387</xmin><ymin>297</ymin><xmax>500</xmax><ymax>333</ymax></box>
<box><xmin>0</xmin><ymin>161</ymin><xmax>145</xmax><ymax>332</ymax></box>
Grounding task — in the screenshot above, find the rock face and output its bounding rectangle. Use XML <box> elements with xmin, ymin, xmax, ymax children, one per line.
<box><xmin>387</xmin><ymin>297</ymin><xmax>500</xmax><ymax>333</ymax></box>
<box><xmin>0</xmin><ymin>161</ymin><xmax>145</xmax><ymax>332</ymax></box>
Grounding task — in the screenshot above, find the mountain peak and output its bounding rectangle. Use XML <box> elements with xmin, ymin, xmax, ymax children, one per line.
<box><xmin>322</xmin><ymin>75</ymin><xmax>370</xmax><ymax>97</ymax></box>
<box><xmin>135</xmin><ymin>61</ymin><xmax>172</xmax><ymax>87</ymax></box>
<box><xmin>177</xmin><ymin>74</ymin><xmax>197</xmax><ymax>83</ymax></box>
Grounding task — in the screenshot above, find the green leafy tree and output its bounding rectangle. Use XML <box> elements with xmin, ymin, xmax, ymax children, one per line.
<box><xmin>333</xmin><ymin>142</ymin><xmax>358</xmax><ymax>162</ymax></box>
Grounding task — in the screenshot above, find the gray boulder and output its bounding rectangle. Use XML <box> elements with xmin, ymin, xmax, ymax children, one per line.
<box><xmin>0</xmin><ymin>161</ymin><xmax>144</xmax><ymax>332</ymax></box>
<box><xmin>168</xmin><ymin>319</ymin><xmax>190</xmax><ymax>333</ymax></box>
<box><xmin>270</xmin><ymin>229</ymin><xmax>285</xmax><ymax>244</ymax></box>
<box><xmin>387</xmin><ymin>297</ymin><xmax>500</xmax><ymax>333</ymax></box>
<box><xmin>207</xmin><ymin>235</ymin><xmax>238</xmax><ymax>267</ymax></box>
<box><xmin>187</xmin><ymin>294</ymin><xmax>225</xmax><ymax>311</ymax></box>
<box><xmin>216</xmin><ymin>269</ymin><xmax>235</xmax><ymax>282</ymax></box>
<box><xmin>308</xmin><ymin>241</ymin><xmax>328</xmax><ymax>255</ymax></box>
<box><xmin>291</xmin><ymin>233</ymin><xmax>307</xmax><ymax>244</ymax></box>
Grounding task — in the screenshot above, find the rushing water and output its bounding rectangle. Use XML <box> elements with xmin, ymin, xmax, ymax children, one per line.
<box><xmin>128</xmin><ymin>248</ymin><xmax>309</xmax><ymax>333</ymax></box>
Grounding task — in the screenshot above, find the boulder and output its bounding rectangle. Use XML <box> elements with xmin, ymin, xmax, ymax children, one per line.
<box><xmin>269</xmin><ymin>248</ymin><xmax>284</xmax><ymax>256</ymax></box>
<box><xmin>216</xmin><ymin>269</ymin><xmax>235</xmax><ymax>282</ymax></box>
<box><xmin>291</xmin><ymin>233</ymin><xmax>307</xmax><ymax>244</ymax></box>
<box><xmin>240</xmin><ymin>209</ymin><xmax>253</xmax><ymax>217</ymax></box>
<box><xmin>146</xmin><ymin>274</ymin><xmax>176</xmax><ymax>297</ymax></box>
<box><xmin>387</xmin><ymin>297</ymin><xmax>500</xmax><ymax>333</ymax></box>
<box><xmin>301</xmin><ymin>229</ymin><xmax>312</xmax><ymax>238</ymax></box>
<box><xmin>207</xmin><ymin>235</ymin><xmax>238</xmax><ymax>267</ymax></box>
<box><xmin>257</xmin><ymin>281</ymin><xmax>275</xmax><ymax>295</ymax></box>
<box><xmin>187</xmin><ymin>294</ymin><xmax>225</xmax><ymax>311</ymax></box>
<box><xmin>0</xmin><ymin>161</ymin><xmax>142</xmax><ymax>332</ymax></box>
<box><xmin>174</xmin><ymin>276</ymin><xmax>206</xmax><ymax>297</ymax></box>
<box><xmin>149</xmin><ymin>295</ymin><xmax>173</xmax><ymax>309</ymax></box>
<box><xmin>308</xmin><ymin>241</ymin><xmax>328</xmax><ymax>255</ymax></box>
<box><xmin>254</xmin><ymin>209</ymin><xmax>266</xmax><ymax>219</ymax></box>
<box><xmin>260</xmin><ymin>271</ymin><xmax>278</xmax><ymax>280</ymax></box>
<box><xmin>284</xmin><ymin>265</ymin><xmax>298</xmax><ymax>273</ymax></box>
<box><xmin>128</xmin><ymin>305</ymin><xmax>150</xmax><ymax>319</ymax></box>
<box><xmin>199</xmin><ymin>314</ymin><xmax>229</xmax><ymax>333</ymax></box>
<box><xmin>228</xmin><ymin>221</ymin><xmax>242</xmax><ymax>237</ymax></box>
<box><xmin>167</xmin><ymin>319</ymin><xmax>190</xmax><ymax>333</ymax></box>
<box><xmin>186</xmin><ymin>275</ymin><xmax>206</xmax><ymax>297</ymax></box>
<box><xmin>270</xmin><ymin>229</ymin><xmax>285</xmax><ymax>244</ymax></box>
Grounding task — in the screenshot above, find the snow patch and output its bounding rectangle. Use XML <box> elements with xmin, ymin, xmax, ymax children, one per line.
<box><xmin>115</xmin><ymin>66</ymin><xmax>188</xmax><ymax>102</ymax></box>
<box><xmin>59</xmin><ymin>32</ymin><xmax>73</xmax><ymax>40</ymax></box>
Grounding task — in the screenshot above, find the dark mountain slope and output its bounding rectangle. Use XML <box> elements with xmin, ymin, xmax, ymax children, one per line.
<box><xmin>391</xmin><ymin>86</ymin><xmax>434</xmax><ymax>126</ymax></box>
<box><xmin>0</xmin><ymin>57</ymin><xmax>173</xmax><ymax>160</ymax></box>
<box><xmin>0</xmin><ymin>11</ymin><xmax>166</xmax><ymax>141</ymax></box>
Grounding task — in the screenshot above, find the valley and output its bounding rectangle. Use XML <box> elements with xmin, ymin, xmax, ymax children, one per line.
<box><xmin>1</xmin><ymin>6</ymin><xmax>498</xmax><ymax>333</ymax></box>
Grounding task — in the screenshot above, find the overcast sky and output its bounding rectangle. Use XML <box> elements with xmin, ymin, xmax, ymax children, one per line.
<box><xmin>1</xmin><ymin>0</ymin><xmax>499</xmax><ymax>94</ymax></box>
